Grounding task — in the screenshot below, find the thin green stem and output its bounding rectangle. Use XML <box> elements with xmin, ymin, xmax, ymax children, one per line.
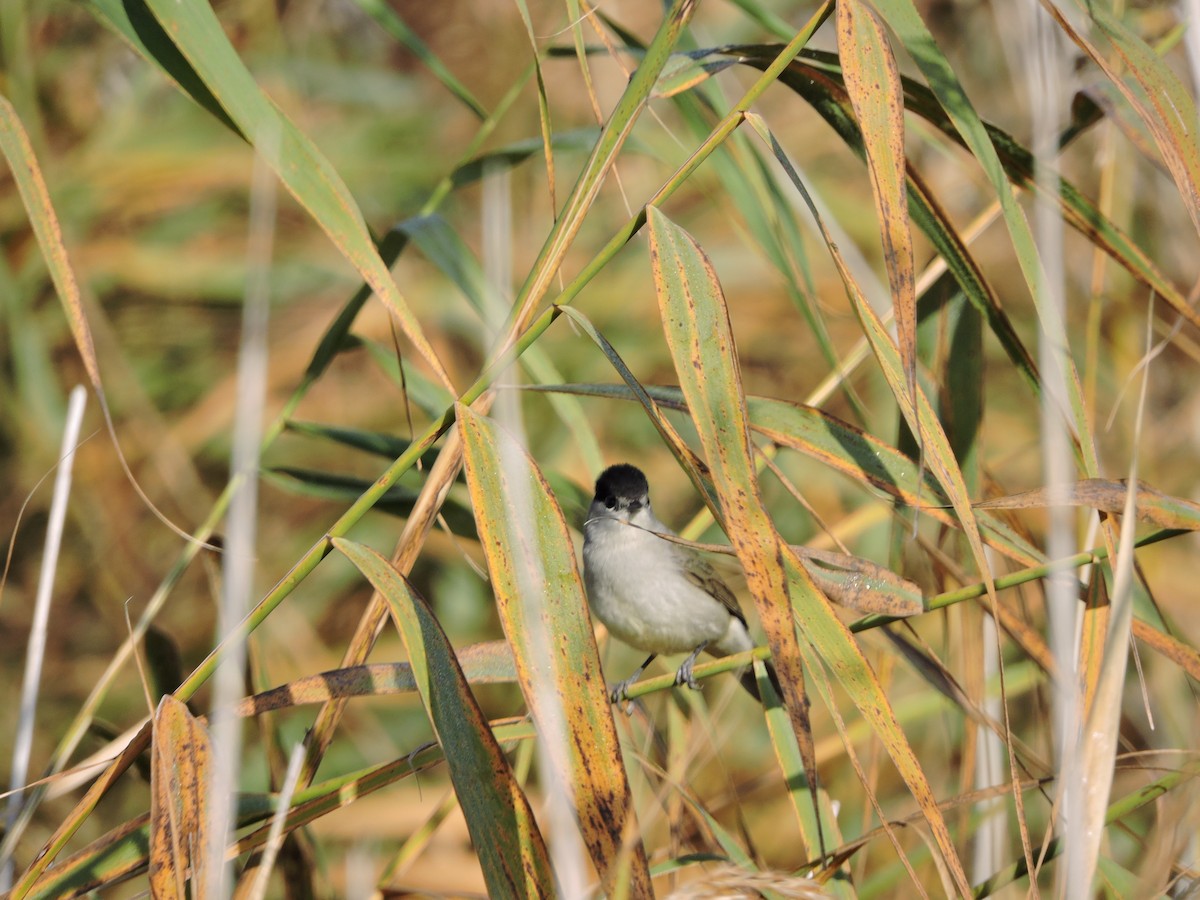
<box><xmin>850</xmin><ymin>528</ymin><xmax>1184</xmax><ymax>633</ymax></box>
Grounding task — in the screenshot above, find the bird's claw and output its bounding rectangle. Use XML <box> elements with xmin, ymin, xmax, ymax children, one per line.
<box><xmin>674</xmin><ymin>659</ymin><xmax>701</xmax><ymax>691</ymax></box>
<box><xmin>608</xmin><ymin>678</ymin><xmax>639</xmax><ymax>714</ymax></box>
<box><xmin>674</xmin><ymin>642</ymin><xmax>707</xmax><ymax>691</ymax></box>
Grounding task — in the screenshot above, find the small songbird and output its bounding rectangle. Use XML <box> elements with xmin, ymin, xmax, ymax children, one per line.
<box><xmin>582</xmin><ymin>463</ymin><xmax>779</xmax><ymax>704</ymax></box>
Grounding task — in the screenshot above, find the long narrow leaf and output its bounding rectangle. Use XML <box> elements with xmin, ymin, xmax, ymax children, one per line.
<box><xmin>1050</xmin><ymin>0</ymin><xmax>1200</xmax><ymax>238</ymax></box>
<box><xmin>648</xmin><ymin>206</ymin><xmax>970</xmax><ymax>887</ymax></box>
<box><xmin>749</xmin><ymin>116</ymin><xmax>994</xmax><ymax>606</ymax></box>
<box><xmin>647</xmin><ymin>204</ymin><xmax>827</xmax><ymax>860</ymax></box>
<box><xmin>94</xmin><ymin>0</ymin><xmax>455</xmax><ymax>391</ymax></box>
<box><xmin>837</xmin><ymin>0</ymin><xmax>917</xmax><ymax>410</ymax></box>
<box><xmin>456</xmin><ymin>404</ymin><xmax>653</xmax><ymax>896</ymax></box>
<box><xmin>334</xmin><ymin>538</ymin><xmax>555</xmax><ymax>898</ymax></box>
<box><xmin>0</xmin><ymin>96</ymin><xmax>103</xmax><ymax>393</ymax></box>
<box><xmin>148</xmin><ymin>697</ymin><xmax>213</xmax><ymax>899</ymax></box>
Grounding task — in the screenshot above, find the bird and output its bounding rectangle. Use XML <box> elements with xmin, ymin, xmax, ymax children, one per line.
<box><xmin>581</xmin><ymin>463</ymin><xmax>780</xmax><ymax>705</ymax></box>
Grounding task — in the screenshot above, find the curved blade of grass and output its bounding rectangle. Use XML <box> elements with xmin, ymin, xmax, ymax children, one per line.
<box><xmin>127</xmin><ymin>0</ymin><xmax>454</xmax><ymax>391</ymax></box>
<box><xmin>647</xmin><ymin>209</ymin><xmax>834</xmax><ymax>843</ymax></box>
<box><xmin>648</xmin><ymin>200</ymin><xmax>970</xmax><ymax>892</ymax></box>
<box><xmin>750</xmin><ymin>116</ymin><xmax>993</xmax><ymax>595</ymax></box>
<box><xmin>648</xmin><ymin>206</ymin><xmax>971</xmax><ymax>883</ymax></box>
<box><xmin>346</xmin><ymin>0</ymin><xmax>486</xmax><ymax>119</ymax></box>
<box><xmin>1049</xmin><ymin>0</ymin><xmax>1200</xmax><ymax>238</ymax></box>
<box><xmin>976</xmin><ymin>478</ymin><xmax>1200</xmax><ymax>531</ymax></box>
<box><xmin>85</xmin><ymin>0</ymin><xmax>238</xmax><ymax>133</ymax></box>
<box><xmin>456</xmin><ymin>404</ymin><xmax>653</xmax><ymax>896</ymax></box>
<box><xmin>148</xmin><ymin>696</ymin><xmax>212</xmax><ymax>899</ymax></box>
<box><xmin>0</xmin><ymin>96</ymin><xmax>101</xmax><ymax>393</ymax></box>
<box><xmin>333</xmin><ymin>538</ymin><xmax>555</xmax><ymax>898</ymax></box>
<box><xmin>0</xmin><ymin>99</ymin><xmax>194</xmax><ymax>568</ymax></box>
<box><xmin>728</xmin><ymin>43</ymin><xmax>1197</xmax><ymax>340</ymax></box>
<box><xmin>837</xmin><ymin>0</ymin><xmax>918</xmax><ymax>410</ymax></box>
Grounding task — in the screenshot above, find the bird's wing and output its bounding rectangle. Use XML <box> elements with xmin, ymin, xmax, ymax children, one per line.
<box><xmin>683</xmin><ymin>556</ymin><xmax>748</xmax><ymax>626</ymax></box>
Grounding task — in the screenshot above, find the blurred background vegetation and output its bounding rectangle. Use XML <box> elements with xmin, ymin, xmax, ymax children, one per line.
<box><xmin>2</xmin><ymin>0</ymin><xmax>1199</xmax><ymax>896</ymax></box>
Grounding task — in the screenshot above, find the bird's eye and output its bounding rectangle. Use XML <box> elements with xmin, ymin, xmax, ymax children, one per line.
<box><xmin>604</xmin><ymin>496</ymin><xmax>617</xmax><ymax>510</ymax></box>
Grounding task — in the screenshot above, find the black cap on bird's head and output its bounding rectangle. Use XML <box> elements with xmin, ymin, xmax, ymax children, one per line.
<box><xmin>592</xmin><ymin>464</ymin><xmax>650</xmax><ymax>512</ymax></box>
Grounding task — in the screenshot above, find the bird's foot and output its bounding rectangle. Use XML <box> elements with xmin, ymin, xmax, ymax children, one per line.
<box><xmin>673</xmin><ymin>642</ymin><xmax>709</xmax><ymax>691</ymax></box>
<box><xmin>607</xmin><ymin>654</ymin><xmax>656</xmax><ymax>714</ymax></box>
<box><xmin>608</xmin><ymin>675</ymin><xmax>642</xmax><ymax>714</ymax></box>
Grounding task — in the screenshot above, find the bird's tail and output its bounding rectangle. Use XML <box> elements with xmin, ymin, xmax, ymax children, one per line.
<box><xmin>737</xmin><ymin>657</ymin><xmax>783</xmax><ymax>704</ymax></box>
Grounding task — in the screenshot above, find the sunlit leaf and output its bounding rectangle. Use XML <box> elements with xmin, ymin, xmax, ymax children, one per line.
<box><xmin>334</xmin><ymin>538</ymin><xmax>555</xmax><ymax>898</ymax></box>
<box><xmin>457</xmin><ymin>403</ymin><xmax>654</xmax><ymax>896</ymax></box>
<box><xmin>976</xmin><ymin>478</ymin><xmax>1200</xmax><ymax>532</ymax></box>
<box><xmin>0</xmin><ymin>96</ymin><xmax>102</xmax><ymax>393</ymax></box>
<box><xmin>149</xmin><ymin>697</ymin><xmax>213</xmax><ymax>899</ymax></box>
<box><xmin>1052</xmin><ymin>0</ymin><xmax>1200</xmax><ymax>238</ymax></box>
<box><xmin>837</xmin><ymin>0</ymin><xmax>917</xmax><ymax>411</ymax></box>
<box><xmin>651</xmin><ymin>203</ymin><xmax>824</xmax><ymax>855</ymax></box>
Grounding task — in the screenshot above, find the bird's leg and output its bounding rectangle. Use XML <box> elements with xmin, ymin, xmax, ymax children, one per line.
<box><xmin>674</xmin><ymin>641</ymin><xmax>709</xmax><ymax>691</ymax></box>
<box><xmin>609</xmin><ymin>653</ymin><xmax>657</xmax><ymax>711</ymax></box>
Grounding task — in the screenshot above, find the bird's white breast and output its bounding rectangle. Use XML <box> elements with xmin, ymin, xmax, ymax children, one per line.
<box><xmin>582</xmin><ymin>516</ymin><xmax>736</xmax><ymax>654</ymax></box>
